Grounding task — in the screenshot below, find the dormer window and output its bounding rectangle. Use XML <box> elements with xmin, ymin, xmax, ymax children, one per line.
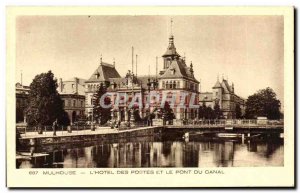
<box><xmin>171</xmin><ymin>68</ymin><xmax>175</xmax><ymax>75</ymax></box>
<box><xmin>95</xmin><ymin>71</ymin><xmax>100</xmax><ymax>79</ymax></box>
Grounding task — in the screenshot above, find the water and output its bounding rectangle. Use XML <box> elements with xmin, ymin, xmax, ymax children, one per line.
<box><xmin>17</xmin><ymin>136</ymin><xmax>283</xmax><ymax>168</ymax></box>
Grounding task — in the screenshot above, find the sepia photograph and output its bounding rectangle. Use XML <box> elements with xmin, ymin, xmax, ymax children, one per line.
<box><xmin>6</xmin><ymin>6</ymin><xmax>294</xmax><ymax>187</ymax></box>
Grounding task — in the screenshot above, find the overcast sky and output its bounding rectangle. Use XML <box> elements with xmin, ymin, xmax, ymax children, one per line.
<box><xmin>16</xmin><ymin>15</ymin><xmax>283</xmax><ymax>102</ymax></box>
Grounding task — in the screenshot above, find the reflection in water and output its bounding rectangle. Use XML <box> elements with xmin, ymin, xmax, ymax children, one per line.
<box><xmin>17</xmin><ymin>139</ymin><xmax>283</xmax><ymax>168</ymax></box>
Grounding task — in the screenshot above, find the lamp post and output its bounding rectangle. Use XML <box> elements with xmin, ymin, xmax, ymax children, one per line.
<box><xmin>91</xmin><ymin>108</ymin><xmax>95</xmax><ymax>131</ymax></box>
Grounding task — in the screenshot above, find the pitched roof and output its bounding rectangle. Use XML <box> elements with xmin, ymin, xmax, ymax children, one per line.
<box><xmin>160</xmin><ymin>59</ymin><xmax>198</xmax><ymax>82</ymax></box>
<box><xmin>109</xmin><ymin>75</ymin><xmax>157</xmax><ymax>90</ymax></box>
<box><xmin>86</xmin><ymin>62</ymin><xmax>121</xmax><ymax>83</ymax></box>
<box><xmin>221</xmin><ymin>79</ymin><xmax>232</xmax><ymax>93</ymax></box>
<box><xmin>213</xmin><ymin>80</ymin><xmax>222</xmax><ymax>88</ymax></box>
<box><xmin>162</xmin><ymin>35</ymin><xmax>180</xmax><ymax>57</ymax></box>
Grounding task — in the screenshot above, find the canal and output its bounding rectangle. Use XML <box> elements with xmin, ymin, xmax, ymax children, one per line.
<box><xmin>17</xmin><ymin>134</ymin><xmax>283</xmax><ymax>168</ymax></box>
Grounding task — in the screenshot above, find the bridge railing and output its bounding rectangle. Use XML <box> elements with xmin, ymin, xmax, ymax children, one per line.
<box><xmin>177</xmin><ymin>119</ymin><xmax>284</xmax><ymax>127</ymax></box>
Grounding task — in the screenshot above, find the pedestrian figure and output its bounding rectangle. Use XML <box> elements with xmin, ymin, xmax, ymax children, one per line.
<box><xmin>52</xmin><ymin>119</ymin><xmax>58</xmax><ymax>136</ymax></box>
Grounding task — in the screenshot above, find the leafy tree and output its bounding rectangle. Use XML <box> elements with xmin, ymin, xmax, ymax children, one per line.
<box><xmin>92</xmin><ymin>83</ymin><xmax>111</xmax><ymax>125</ymax></box>
<box><xmin>245</xmin><ymin>87</ymin><xmax>281</xmax><ymax>119</ymax></box>
<box><xmin>213</xmin><ymin>103</ymin><xmax>222</xmax><ymax>119</ymax></box>
<box><xmin>198</xmin><ymin>103</ymin><xmax>218</xmax><ymax>119</ymax></box>
<box><xmin>25</xmin><ymin>71</ymin><xmax>69</xmax><ymax>126</ymax></box>
<box><xmin>133</xmin><ymin>108</ymin><xmax>142</xmax><ymax>122</ymax></box>
<box><xmin>162</xmin><ymin>101</ymin><xmax>175</xmax><ymax>121</ymax></box>
<box><xmin>235</xmin><ymin>104</ymin><xmax>242</xmax><ymax>119</ymax></box>
<box><xmin>198</xmin><ymin>103</ymin><xmax>206</xmax><ymax>119</ymax></box>
<box><xmin>205</xmin><ymin>106</ymin><xmax>215</xmax><ymax>119</ymax></box>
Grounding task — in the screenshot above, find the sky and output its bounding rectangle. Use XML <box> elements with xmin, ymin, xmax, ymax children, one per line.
<box><xmin>16</xmin><ymin>15</ymin><xmax>284</xmax><ymax>103</ymax></box>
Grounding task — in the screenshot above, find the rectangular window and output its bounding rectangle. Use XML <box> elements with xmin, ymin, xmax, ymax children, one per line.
<box><xmin>81</xmin><ymin>101</ymin><xmax>83</xmax><ymax>107</ymax></box>
<box><xmin>73</xmin><ymin>100</ymin><xmax>76</xmax><ymax>107</ymax></box>
<box><xmin>68</xmin><ymin>100</ymin><xmax>71</xmax><ymax>107</ymax></box>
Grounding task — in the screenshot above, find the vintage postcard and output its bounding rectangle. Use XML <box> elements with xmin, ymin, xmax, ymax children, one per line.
<box><xmin>6</xmin><ymin>7</ymin><xmax>294</xmax><ymax>187</ymax></box>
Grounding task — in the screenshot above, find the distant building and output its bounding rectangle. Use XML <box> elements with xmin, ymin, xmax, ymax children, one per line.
<box><xmin>58</xmin><ymin>77</ymin><xmax>86</xmax><ymax>124</ymax></box>
<box><xmin>199</xmin><ymin>78</ymin><xmax>245</xmax><ymax>119</ymax></box>
<box><xmin>16</xmin><ymin>83</ymin><xmax>29</xmax><ymax>123</ymax></box>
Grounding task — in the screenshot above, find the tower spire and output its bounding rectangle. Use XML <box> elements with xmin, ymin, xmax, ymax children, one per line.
<box><xmin>113</xmin><ymin>57</ymin><xmax>115</xmax><ymax>67</ymax></box>
<box><xmin>21</xmin><ymin>70</ymin><xmax>23</xmax><ymax>85</ymax></box>
<box><xmin>131</xmin><ymin>46</ymin><xmax>134</xmax><ymax>75</ymax></box>
<box><xmin>100</xmin><ymin>54</ymin><xmax>102</xmax><ymax>65</ymax></box>
<box><xmin>136</xmin><ymin>54</ymin><xmax>138</xmax><ymax>77</ymax></box>
<box><xmin>190</xmin><ymin>61</ymin><xmax>193</xmax><ymax>73</ymax></box>
<box><xmin>148</xmin><ymin>63</ymin><xmax>150</xmax><ymax>79</ymax></box>
<box><xmin>170</xmin><ymin>18</ymin><xmax>173</xmax><ymax>36</ymax></box>
<box><xmin>156</xmin><ymin>56</ymin><xmax>158</xmax><ymax>80</ymax></box>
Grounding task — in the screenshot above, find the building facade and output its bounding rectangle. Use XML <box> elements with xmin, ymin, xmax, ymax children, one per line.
<box><xmin>158</xmin><ymin>34</ymin><xmax>199</xmax><ymax>119</ymax></box>
<box><xmin>84</xmin><ymin>33</ymin><xmax>200</xmax><ymax>122</ymax></box>
<box><xmin>199</xmin><ymin>78</ymin><xmax>245</xmax><ymax>119</ymax></box>
<box><xmin>58</xmin><ymin>77</ymin><xmax>86</xmax><ymax>123</ymax></box>
<box><xmin>16</xmin><ymin>83</ymin><xmax>29</xmax><ymax>123</ymax></box>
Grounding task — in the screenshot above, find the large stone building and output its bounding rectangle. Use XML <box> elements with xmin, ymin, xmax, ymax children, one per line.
<box><xmin>84</xmin><ymin>33</ymin><xmax>200</xmax><ymax>122</ymax></box>
<box><xmin>58</xmin><ymin>77</ymin><xmax>86</xmax><ymax>123</ymax></box>
<box><xmin>158</xmin><ymin>34</ymin><xmax>199</xmax><ymax>119</ymax></box>
<box><xmin>199</xmin><ymin>77</ymin><xmax>245</xmax><ymax>119</ymax></box>
<box><xmin>84</xmin><ymin>60</ymin><xmax>121</xmax><ymax>119</ymax></box>
<box><xmin>16</xmin><ymin>83</ymin><xmax>29</xmax><ymax>123</ymax></box>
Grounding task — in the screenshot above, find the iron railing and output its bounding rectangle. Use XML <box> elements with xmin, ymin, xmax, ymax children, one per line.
<box><xmin>16</xmin><ymin>119</ymin><xmax>283</xmax><ymax>135</ymax></box>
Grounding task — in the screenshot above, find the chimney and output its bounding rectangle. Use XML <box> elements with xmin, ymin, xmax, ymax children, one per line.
<box><xmin>75</xmin><ymin>77</ymin><xmax>79</xmax><ymax>94</ymax></box>
<box><xmin>59</xmin><ymin>78</ymin><xmax>63</xmax><ymax>92</ymax></box>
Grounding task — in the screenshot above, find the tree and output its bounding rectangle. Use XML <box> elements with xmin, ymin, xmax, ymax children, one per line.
<box><xmin>198</xmin><ymin>103</ymin><xmax>206</xmax><ymax>119</ymax></box>
<box><xmin>133</xmin><ymin>108</ymin><xmax>142</xmax><ymax>122</ymax></box>
<box><xmin>162</xmin><ymin>101</ymin><xmax>175</xmax><ymax>121</ymax></box>
<box><xmin>205</xmin><ymin>106</ymin><xmax>215</xmax><ymax>119</ymax></box>
<box><xmin>25</xmin><ymin>71</ymin><xmax>69</xmax><ymax>127</ymax></box>
<box><xmin>213</xmin><ymin>103</ymin><xmax>222</xmax><ymax>119</ymax></box>
<box><xmin>92</xmin><ymin>83</ymin><xmax>111</xmax><ymax>125</ymax></box>
<box><xmin>235</xmin><ymin>104</ymin><xmax>242</xmax><ymax>119</ymax></box>
<box><xmin>245</xmin><ymin>87</ymin><xmax>281</xmax><ymax>119</ymax></box>
<box><xmin>198</xmin><ymin>103</ymin><xmax>218</xmax><ymax>119</ymax></box>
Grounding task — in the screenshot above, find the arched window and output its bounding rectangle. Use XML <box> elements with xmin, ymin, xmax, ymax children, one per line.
<box><xmin>162</xmin><ymin>81</ymin><xmax>165</xmax><ymax>89</ymax></box>
<box><xmin>170</xmin><ymin>81</ymin><xmax>173</xmax><ymax>89</ymax></box>
<box><xmin>173</xmin><ymin>81</ymin><xmax>176</xmax><ymax>89</ymax></box>
<box><xmin>166</xmin><ymin>81</ymin><xmax>169</xmax><ymax>89</ymax></box>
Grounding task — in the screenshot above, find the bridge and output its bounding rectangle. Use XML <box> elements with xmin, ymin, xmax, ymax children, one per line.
<box><xmin>166</xmin><ymin>119</ymin><xmax>283</xmax><ymax>129</ymax></box>
<box><xmin>16</xmin><ymin>119</ymin><xmax>283</xmax><ymax>147</ymax></box>
<box><xmin>161</xmin><ymin>119</ymin><xmax>284</xmax><ymax>141</ymax></box>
